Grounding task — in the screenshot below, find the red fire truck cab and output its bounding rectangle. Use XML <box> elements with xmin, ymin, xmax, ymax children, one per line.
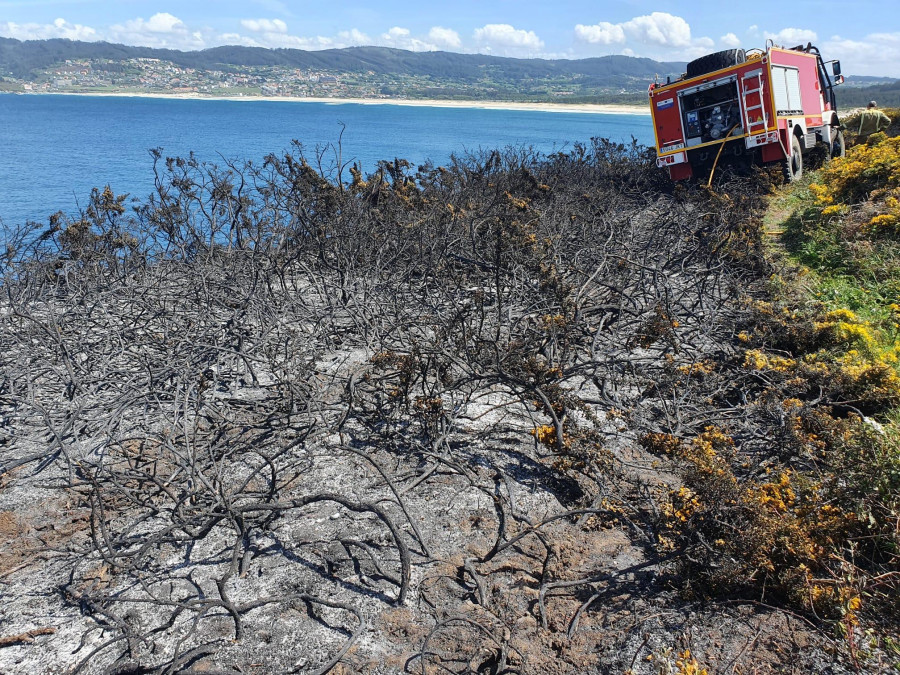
<box><xmin>649</xmin><ymin>43</ymin><xmax>844</xmax><ymax>181</ymax></box>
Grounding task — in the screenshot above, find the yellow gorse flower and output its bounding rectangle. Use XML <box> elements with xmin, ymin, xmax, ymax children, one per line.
<box><xmin>811</xmin><ymin>134</ymin><xmax>900</xmax><ymax>230</ymax></box>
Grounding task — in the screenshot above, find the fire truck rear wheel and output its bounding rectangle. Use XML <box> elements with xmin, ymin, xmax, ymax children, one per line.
<box><xmin>783</xmin><ymin>135</ymin><xmax>804</xmax><ymax>182</ymax></box>
<box><xmin>685</xmin><ymin>49</ymin><xmax>746</xmax><ymax>78</ymax></box>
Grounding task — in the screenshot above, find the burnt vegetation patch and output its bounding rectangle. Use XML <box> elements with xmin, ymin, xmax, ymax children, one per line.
<box><xmin>0</xmin><ymin>140</ymin><xmax>891</xmax><ymax>673</ymax></box>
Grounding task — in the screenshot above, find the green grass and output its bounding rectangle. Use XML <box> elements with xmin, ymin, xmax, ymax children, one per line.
<box><xmin>756</xmin><ymin>147</ymin><xmax>900</xmax><ymax>646</ymax></box>
<box><xmin>764</xmin><ymin>170</ymin><xmax>899</xmax><ymax>334</ymax></box>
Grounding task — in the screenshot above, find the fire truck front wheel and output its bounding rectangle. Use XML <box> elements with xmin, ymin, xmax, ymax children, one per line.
<box><xmin>783</xmin><ymin>135</ymin><xmax>804</xmax><ymax>183</ymax></box>
<box><xmin>831</xmin><ymin>128</ymin><xmax>846</xmax><ymax>159</ymax></box>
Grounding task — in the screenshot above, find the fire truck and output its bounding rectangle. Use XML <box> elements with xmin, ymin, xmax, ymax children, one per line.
<box><xmin>649</xmin><ymin>42</ymin><xmax>844</xmax><ymax>181</ymax></box>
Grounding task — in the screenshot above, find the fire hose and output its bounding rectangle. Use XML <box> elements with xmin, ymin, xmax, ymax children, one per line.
<box><xmin>706</xmin><ymin>123</ymin><xmax>741</xmax><ymax>188</ymax></box>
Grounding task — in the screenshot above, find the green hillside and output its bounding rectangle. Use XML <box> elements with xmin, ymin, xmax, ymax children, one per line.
<box><xmin>0</xmin><ymin>37</ymin><xmax>684</xmax><ymax>86</ymax></box>
<box><xmin>837</xmin><ymin>80</ymin><xmax>900</xmax><ymax>108</ymax></box>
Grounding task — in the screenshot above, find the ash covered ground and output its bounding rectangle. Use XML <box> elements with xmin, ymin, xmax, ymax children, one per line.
<box><xmin>0</xmin><ymin>144</ymin><xmax>864</xmax><ymax>673</ymax></box>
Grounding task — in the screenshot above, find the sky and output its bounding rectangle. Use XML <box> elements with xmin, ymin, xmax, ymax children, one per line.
<box><xmin>0</xmin><ymin>1</ymin><xmax>897</xmax><ymax>78</ymax></box>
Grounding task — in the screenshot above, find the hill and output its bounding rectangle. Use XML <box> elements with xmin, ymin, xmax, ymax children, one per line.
<box><xmin>837</xmin><ymin>79</ymin><xmax>900</xmax><ymax>108</ymax></box>
<box><xmin>4</xmin><ymin>38</ymin><xmax>896</xmax><ymax>107</ymax></box>
<box><xmin>0</xmin><ymin>37</ymin><xmax>684</xmax><ymax>87</ymax></box>
<box><xmin>842</xmin><ymin>74</ymin><xmax>899</xmax><ymax>87</ymax></box>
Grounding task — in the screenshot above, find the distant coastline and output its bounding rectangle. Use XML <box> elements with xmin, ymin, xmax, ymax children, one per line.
<box><xmin>9</xmin><ymin>90</ymin><xmax>650</xmax><ymax>116</ymax></box>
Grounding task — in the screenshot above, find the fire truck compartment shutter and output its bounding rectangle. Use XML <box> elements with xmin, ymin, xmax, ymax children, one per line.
<box><xmin>772</xmin><ymin>66</ymin><xmax>803</xmax><ymax>116</ymax></box>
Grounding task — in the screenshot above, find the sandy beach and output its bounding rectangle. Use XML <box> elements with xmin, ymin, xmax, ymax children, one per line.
<box><xmin>19</xmin><ymin>90</ymin><xmax>650</xmax><ymax>115</ymax></box>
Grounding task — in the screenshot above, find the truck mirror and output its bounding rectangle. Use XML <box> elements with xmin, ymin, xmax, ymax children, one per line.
<box><xmin>832</xmin><ymin>61</ymin><xmax>842</xmax><ymax>77</ymax></box>
<box><xmin>834</xmin><ymin>74</ymin><xmax>844</xmax><ymax>85</ymax></box>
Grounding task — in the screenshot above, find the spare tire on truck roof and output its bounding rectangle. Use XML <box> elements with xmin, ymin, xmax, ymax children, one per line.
<box><xmin>685</xmin><ymin>49</ymin><xmax>746</xmax><ymax>78</ymax></box>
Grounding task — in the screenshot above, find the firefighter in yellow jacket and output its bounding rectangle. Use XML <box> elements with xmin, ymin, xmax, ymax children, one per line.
<box><xmin>858</xmin><ymin>101</ymin><xmax>891</xmax><ymax>139</ymax></box>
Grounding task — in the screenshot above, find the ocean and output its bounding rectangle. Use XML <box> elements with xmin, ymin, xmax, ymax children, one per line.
<box><xmin>0</xmin><ymin>94</ymin><xmax>654</xmax><ymax>227</ymax></box>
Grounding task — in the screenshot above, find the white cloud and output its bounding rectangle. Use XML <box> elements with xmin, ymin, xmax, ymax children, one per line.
<box><xmin>110</xmin><ymin>13</ymin><xmax>185</xmax><ymax>37</ymax></box>
<box><xmin>336</xmin><ymin>28</ymin><xmax>371</xmax><ymax>45</ymax></box>
<box><xmin>378</xmin><ymin>26</ymin><xmax>438</xmax><ymax>51</ymax></box>
<box><xmin>219</xmin><ymin>32</ymin><xmax>252</xmax><ymax>45</ymax></box>
<box><xmin>216</xmin><ymin>22</ymin><xmax>377</xmax><ymax>50</ymax></box>
<box><xmin>241</xmin><ymin>18</ymin><xmax>288</xmax><ymax>34</ymax></box>
<box><xmin>473</xmin><ymin>23</ymin><xmax>543</xmax><ymax>55</ymax></box>
<box><xmin>680</xmin><ymin>37</ymin><xmax>717</xmax><ymax>60</ymax></box>
<box><xmin>720</xmin><ymin>32</ymin><xmax>741</xmax><ymax>48</ymax></box>
<box><xmin>0</xmin><ymin>12</ymin><xmax>415</xmax><ymax>53</ymax></box>
<box><xmin>575</xmin><ymin>12</ymin><xmax>709</xmax><ymax>59</ymax></box>
<box><xmin>313</xmin><ymin>35</ymin><xmax>345</xmax><ymax>48</ymax></box>
<box><xmin>574</xmin><ymin>22</ymin><xmax>625</xmax><ymax>46</ymax></box>
<box><xmin>230</xmin><ymin>19</ymin><xmax>312</xmax><ymax>49</ymax></box>
<box><xmin>622</xmin><ymin>12</ymin><xmax>692</xmax><ymax>48</ymax></box>
<box><xmin>764</xmin><ymin>28</ymin><xmax>817</xmax><ymax>46</ymax></box>
<box><xmin>286</xmin><ymin>35</ymin><xmax>340</xmax><ymax>49</ymax></box>
<box><xmin>428</xmin><ymin>26</ymin><xmax>461</xmax><ymax>50</ymax></box>
<box><xmin>147</xmin><ymin>13</ymin><xmax>183</xmax><ymax>34</ymax></box>
<box><xmin>238</xmin><ymin>29</ymin><xmax>362</xmax><ymax>50</ymax></box>
<box><xmin>0</xmin><ymin>17</ymin><xmax>98</xmax><ymax>42</ymax></box>
<box><xmin>823</xmin><ymin>32</ymin><xmax>900</xmax><ymax>77</ymax></box>
<box><xmin>227</xmin><ymin>24</ymin><xmax>455</xmax><ymax>53</ymax></box>
<box><xmin>108</xmin><ymin>13</ymin><xmax>205</xmax><ymax>49</ymax></box>
<box><xmin>382</xmin><ymin>27</ymin><xmax>409</xmax><ymax>40</ymax></box>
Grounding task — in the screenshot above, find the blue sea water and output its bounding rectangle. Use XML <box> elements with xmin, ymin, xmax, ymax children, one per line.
<box><xmin>0</xmin><ymin>94</ymin><xmax>653</xmax><ymax>227</ymax></box>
